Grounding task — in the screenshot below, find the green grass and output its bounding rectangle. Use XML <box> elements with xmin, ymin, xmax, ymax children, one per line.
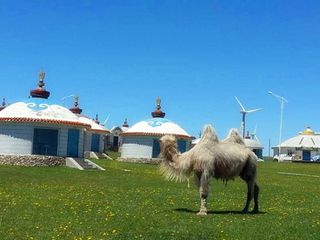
<box><xmin>105</xmin><ymin>150</ymin><xmax>121</xmax><ymax>160</ymax></box>
<box><xmin>0</xmin><ymin>161</ymin><xmax>319</xmax><ymax>239</ymax></box>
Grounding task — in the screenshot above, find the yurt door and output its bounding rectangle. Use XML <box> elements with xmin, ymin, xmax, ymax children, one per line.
<box><xmin>113</xmin><ymin>136</ymin><xmax>119</xmax><ymax>147</ymax></box>
<box><xmin>152</xmin><ymin>139</ymin><xmax>160</xmax><ymax>158</ymax></box>
<box><xmin>67</xmin><ymin>129</ymin><xmax>79</xmax><ymax>157</ymax></box>
<box><xmin>33</xmin><ymin>128</ymin><xmax>58</xmax><ymax>156</ymax></box>
<box><xmin>177</xmin><ymin>140</ymin><xmax>187</xmax><ymax>153</ymax></box>
<box><xmin>91</xmin><ymin>134</ymin><xmax>100</xmax><ymax>152</ymax></box>
<box><xmin>302</xmin><ymin>150</ymin><xmax>311</xmax><ymax>161</ymax></box>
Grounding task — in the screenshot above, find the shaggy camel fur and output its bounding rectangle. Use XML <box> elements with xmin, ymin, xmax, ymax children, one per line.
<box><xmin>222</xmin><ymin>128</ymin><xmax>245</xmax><ymax>145</ymax></box>
<box><xmin>159</xmin><ymin>125</ymin><xmax>259</xmax><ymax>216</ymax></box>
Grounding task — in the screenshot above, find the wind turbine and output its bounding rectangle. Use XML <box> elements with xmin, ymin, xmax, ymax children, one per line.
<box><xmin>102</xmin><ymin>114</ymin><xmax>110</xmax><ymax>126</ymax></box>
<box><xmin>268</xmin><ymin>91</ymin><xmax>288</xmax><ymax>158</ymax></box>
<box><xmin>235</xmin><ymin>96</ymin><xmax>262</xmax><ymax>138</ymax></box>
<box><xmin>250</xmin><ymin>124</ymin><xmax>260</xmax><ymax>143</ymax></box>
<box><xmin>60</xmin><ymin>94</ymin><xmax>75</xmax><ymax>107</ymax></box>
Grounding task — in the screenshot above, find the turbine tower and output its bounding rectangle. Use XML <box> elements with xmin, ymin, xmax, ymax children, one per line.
<box><xmin>235</xmin><ymin>96</ymin><xmax>262</xmax><ymax>138</ymax></box>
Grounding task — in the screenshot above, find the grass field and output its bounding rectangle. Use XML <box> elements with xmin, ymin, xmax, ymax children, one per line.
<box><xmin>0</xmin><ymin>160</ymin><xmax>319</xmax><ymax>239</ymax></box>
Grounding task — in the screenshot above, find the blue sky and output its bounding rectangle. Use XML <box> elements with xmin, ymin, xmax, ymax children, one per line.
<box><xmin>1</xmin><ymin>0</ymin><xmax>319</xmax><ymax>155</ymax></box>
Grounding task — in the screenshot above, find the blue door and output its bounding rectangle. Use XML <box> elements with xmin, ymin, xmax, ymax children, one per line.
<box><xmin>177</xmin><ymin>140</ymin><xmax>187</xmax><ymax>153</ymax></box>
<box><xmin>91</xmin><ymin>134</ymin><xmax>100</xmax><ymax>152</ymax></box>
<box><xmin>113</xmin><ymin>136</ymin><xmax>119</xmax><ymax>147</ymax></box>
<box><xmin>33</xmin><ymin>128</ymin><xmax>58</xmax><ymax>156</ymax></box>
<box><xmin>67</xmin><ymin>129</ymin><xmax>79</xmax><ymax>157</ymax></box>
<box><xmin>302</xmin><ymin>150</ymin><xmax>311</xmax><ymax>161</ymax></box>
<box><xmin>253</xmin><ymin>149</ymin><xmax>263</xmax><ymax>159</ymax></box>
<box><xmin>152</xmin><ymin>139</ymin><xmax>160</xmax><ymax>158</ymax></box>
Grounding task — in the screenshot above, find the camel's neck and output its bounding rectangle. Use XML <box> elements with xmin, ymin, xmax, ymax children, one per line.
<box><xmin>163</xmin><ymin>145</ymin><xmax>179</xmax><ymax>163</ymax></box>
<box><xmin>164</xmin><ymin>146</ymin><xmax>193</xmax><ymax>175</ymax></box>
<box><xmin>160</xmin><ymin>142</ymin><xmax>193</xmax><ymax>180</ymax></box>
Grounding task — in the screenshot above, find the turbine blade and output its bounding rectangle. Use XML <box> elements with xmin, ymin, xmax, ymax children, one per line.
<box><xmin>61</xmin><ymin>94</ymin><xmax>75</xmax><ymax>101</ymax></box>
<box><xmin>254</xmin><ymin>124</ymin><xmax>258</xmax><ymax>134</ymax></box>
<box><xmin>234</xmin><ymin>96</ymin><xmax>246</xmax><ymax>111</ymax></box>
<box><xmin>246</xmin><ymin>108</ymin><xmax>263</xmax><ymax>113</ymax></box>
<box><xmin>102</xmin><ymin>114</ymin><xmax>110</xmax><ymax>125</ymax></box>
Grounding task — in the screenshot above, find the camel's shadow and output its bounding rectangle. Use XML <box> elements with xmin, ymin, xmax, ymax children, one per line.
<box><xmin>174</xmin><ymin>208</ymin><xmax>267</xmax><ymax>215</ymax></box>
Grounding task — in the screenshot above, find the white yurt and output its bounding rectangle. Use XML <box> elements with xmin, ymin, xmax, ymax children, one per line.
<box><xmin>69</xmin><ymin>96</ymin><xmax>110</xmax><ymax>155</ymax></box>
<box><xmin>120</xmin><ymin>98</ymin><xmax>192</xmax><ymax>161</ymax></box>
<box><xmin>244</xmin><ymin>138</ymin><xmax>263</xmax><ymax>159</ymax></box>
<box><xmin>107</xmin><ymin>118</ymin><xmax>130</xmax><ymax>151</ymax></box>
<box><xmin>273</xmin><ymin>127</ymin><xmax>320</xmax><ymax>161</ymax></box>
<box><xmin>0</xmin><ymin>72</ymin><xmax>89</xmax><ymax>158</ymax></box>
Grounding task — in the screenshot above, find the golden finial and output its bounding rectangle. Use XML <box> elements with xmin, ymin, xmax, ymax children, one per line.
<box><xmin>39</xmin><ymin>70</ymin><xmax>45</xmax><ymax>81</ymax></box>
<box><xmin>30</xmin><ymin>70</ymin><xmax>50</xmax><ymax>99</ymax></box>
<box><xmin>74</xmin><ymin>95</ymin><xmax>79</xmax><ymax>107</ymax></box>
<box><xmin>156</xmin><ymin>97</ymin><xmax>161</xmax><ymax>110</ymax></box>
<box><xmin>123</xmin><ymin>118</ymin><xmax>129</xmax><ymax>127</ymax></box>
<box><xmin>95</xmin><ymin>114</ymin><xmax>100</xmax><ymax>124</ymax></box>
<box><xmin>151</xmin><ymin>97</ymin><xmax>165</xmax><ymax>118</ymax></box>
<box><xmin>38</xmin><ymin>70</ymin><xmax>46</xmax><ymax>88</ymax></box>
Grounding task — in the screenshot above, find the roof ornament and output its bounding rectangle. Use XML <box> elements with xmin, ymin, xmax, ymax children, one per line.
<box><xmin>39</xmin><ymin>70</ymin><xmax>45</xmax><ymax>88</ymax></box>
<box><xmin>151</xmin><ymin>97</ymin><xmax>166</xmax><ymax>118</ymax></box>
<box><xmin>74</xmin><ymin>96</ymin><xmax>79</xmax><ymax>107</ymax></box>
<box><xmin>156</xmin><ymin>97</ymin><xmax>161</xmax><ymax>110</ymax></box>
<box><xmin>95</xmin><ymin>114</ymin><xmax>100</xmax><ymax>124</ymax></box>
<box><xmin>30</xmin><ymin>70</ymin><xmax>50</xmax><ymax>99</ymax></box>
<box><xmin>123</xmin><ymin>118</ymin><xmax>129</xmax><ymax>127</ymax></box>
<box><xmin>0</xmin><ymin>97</ymin><xmax>6</xmax><ymax>111</ymax></box>
<box><xmin>69</xmin><ymin>95</ymin><xmax>83</xmax><ymax>114</ymax></box>
<box><xmin>301</xmin><ymin>126</ymin><xmax>315</xmax><ymax>135</ymax></box>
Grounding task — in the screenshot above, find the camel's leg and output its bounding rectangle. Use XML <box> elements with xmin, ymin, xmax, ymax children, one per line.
<box><xmin>240</xmin><ymin>161</ymin><xmax>258</xmax><ymax>213</ymax></box>
<box><xmin>197</xmin><ymin>171</ymin><xmax>209</xmax><ymax>216</ymax></box>
<box><xmin>242</xmin><ymin>179</ymin><xmax>254</xmax><ymax>213</ymax></box>
<box><xmin>252</xmin><ymin>183</ymin><xmax>259</xmax><ymax>213</ymax></box>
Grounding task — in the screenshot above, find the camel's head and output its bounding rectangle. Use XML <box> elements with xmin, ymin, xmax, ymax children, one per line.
<box><xmin>160</xmin><ymin>135</ymin><xmax>176</xmax><ymax>148</ymax></box>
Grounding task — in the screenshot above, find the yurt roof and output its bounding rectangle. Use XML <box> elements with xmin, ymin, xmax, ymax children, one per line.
<box><xmin>276</xmin><ymin>127</ymin><xmax>320</xmax><ymax>148</ymax></box>
<box><xmin>0</xmin><ymin>98</ymin><xmax>90</xmax><ymax>128</ymax></box>
<box><xmin>111</xmin><ymin>118</ymin><xmax>130</xmax><ymax>133</ymax></box>
<box><xmin>68</xmin><ymin>96</ymin><xmax>109</xmax><ymax>133</ymax></box>
<box><xmin>111</xmin><ymin>126</ymin><xmax>129</xmax><ymax>133</ymax></box>
<box><xmin>121</xmin><ymin>117</ymin><xmax>192</xmax><ymax>139</ymax></box>
<box><xmin>78</xmin><ymin>115</ymin><xmax>110</xmax><ymax>133</ymax></box>
<box><xmin>121</xmin><ymin>98</ymin><xmax>192</xmax><ymax>139</ymax></box>
<box><xmin>192</xmin><ymin>138</ymin><xmax>200</xmax><ymax>145</ymax></box>
<box><xmin>244</xmin><ymin>138</ymin><xmax>263</xmax><ymax>149</ymax></box>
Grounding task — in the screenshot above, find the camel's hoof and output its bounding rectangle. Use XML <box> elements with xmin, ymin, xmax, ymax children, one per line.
<box><xmin>241</xmin><ymin>209</ymin><xmax>249</xmax><ymax>214</ymax></box>
<box><xmin>251</xmin><ymin>209</ymin><xmax>259</xmax><ymax>214</ymax></box>
<box><xmin>196</xmin><ymin>211</ymin><xmax>207</xmax><ymax>216</ymax></box>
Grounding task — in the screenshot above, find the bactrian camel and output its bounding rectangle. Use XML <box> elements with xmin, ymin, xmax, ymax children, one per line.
<box><xmin>159</xmin><ymin>124</ymin><xmax>259</xmax><ymax>216</ymax></box>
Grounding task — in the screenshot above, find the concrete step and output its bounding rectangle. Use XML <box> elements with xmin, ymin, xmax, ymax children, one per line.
<box><xmin>73</xmin><ymin>158</ymin><xmax>96</xmax><ymax>169</ymax></box>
